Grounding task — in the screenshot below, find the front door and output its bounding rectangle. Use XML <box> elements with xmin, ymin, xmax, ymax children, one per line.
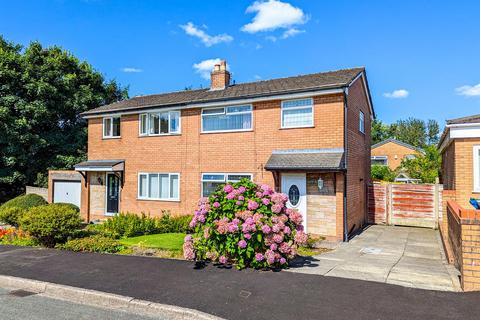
<box><xmin>281</xmin><ymin>173</ymin><xmax>307</xmax><ymax>232</ymax></box>
<box><xmin>106</xmin><ymin>173</ymin><xmax>120</xmax><ymax>215</ymax></box>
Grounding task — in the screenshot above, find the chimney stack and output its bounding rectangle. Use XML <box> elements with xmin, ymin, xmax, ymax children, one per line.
<box><xmin>210</xmin><ymin>60</ymin><xmax>230</xmax><ymax>90</ymax></box>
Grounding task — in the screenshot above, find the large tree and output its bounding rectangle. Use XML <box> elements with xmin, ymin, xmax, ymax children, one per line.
<box><xmin>0</xmin><ymin>36</ymin><xmax>128</xmax><ymax>201</ymax></box>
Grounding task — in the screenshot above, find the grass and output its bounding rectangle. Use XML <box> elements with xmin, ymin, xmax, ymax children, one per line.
<box><xmin>118</xmin><ymin>232</ymin><xmax>185</xmax><ymax>251</ymax></box>
<box><xmin>297</xmin><ymin>246</ymin><xmax>331</xmax><ymax>256</ymax></box>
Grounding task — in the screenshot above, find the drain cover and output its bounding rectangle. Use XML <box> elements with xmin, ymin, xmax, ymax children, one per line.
<box><xmin>8</xmin><ymin>289</ymin><xmax>37</xmax><ymax>297</ymax></box>
<box><xmin>239</xmin><ymin>290</ymin><xmax>251</xmax><ymax>298</ymax></box>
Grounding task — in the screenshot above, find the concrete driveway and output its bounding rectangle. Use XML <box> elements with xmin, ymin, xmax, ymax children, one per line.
<box><xmin>289</xmin><ymin>225</ymin><xmax>461</xmax><ymax>291</ymax></box>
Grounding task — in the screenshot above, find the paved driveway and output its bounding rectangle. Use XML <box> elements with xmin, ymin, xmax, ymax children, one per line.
<box><xmin>289</xmin><ymin>225</ymin><xmax>461</xmax><ymax>291</ymax></box>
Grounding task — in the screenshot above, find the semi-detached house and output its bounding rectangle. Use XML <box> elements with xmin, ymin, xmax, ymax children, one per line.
<box><xmin>48</xmin><ymin>61</ymin><xmax>374</xmax><ymax>241</ymax></box>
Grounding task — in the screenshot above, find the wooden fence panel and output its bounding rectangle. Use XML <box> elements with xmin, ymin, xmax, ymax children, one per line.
<box><xmin>368</xmin><ymin>184</ymin><xmax>387</xmax><ymax>225</ymax></box>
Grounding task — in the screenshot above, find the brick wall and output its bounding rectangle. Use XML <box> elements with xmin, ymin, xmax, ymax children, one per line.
<box><xmin>371</xmin><ymin>142</ymin><xmax>419</xmax><ymax>170</ymax></box>
<box><xmin>87</xmin><ymin>94</ymin><xmax>345</xmax><ymax>218</ymax></box>
<box><xmin>441</xmin><ymin>142</ymin><xmax>456</xmax><ymax>190</ymax></box>
<box><xmin>446</xmin><ymin>200</ymin><xmax>480</xmax><ymax>291</ymax></box>
<box><xmin>25</xmin><ymin>186</ymin><xmax>48</xmax><ymax>201</ymax></box>
<box><xmin>345</xmin><ymin>76</ymin><xmax>371</xmax><ymax>235</ymax></box>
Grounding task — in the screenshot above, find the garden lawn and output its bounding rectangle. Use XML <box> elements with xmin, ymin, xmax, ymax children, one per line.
<box><xmin>119</xmin><ymin>233</ymin><xmax>185</xmax><ymax>251</ymax></box>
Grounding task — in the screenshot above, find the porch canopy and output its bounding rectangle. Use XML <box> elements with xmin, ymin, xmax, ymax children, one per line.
<box><xmin>264</xmin><ymin>149</ymin><xmax>345</xmax><ymax>172</ymax></box>
<box><xmin>74</xmin><ymin>160</ymin><xmax>125</xmax><ymax>186</ymax></box>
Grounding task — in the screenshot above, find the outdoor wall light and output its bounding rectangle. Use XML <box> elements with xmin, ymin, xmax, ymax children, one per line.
<box><xmin>317</xmin><ymin>178</ymin><xmax>324</xmax><ymax>191</ymax></box>
<box><xmin>97</xmin><ymin>177</ymin><xmax>103</xmax><ymax>185</ymax></box>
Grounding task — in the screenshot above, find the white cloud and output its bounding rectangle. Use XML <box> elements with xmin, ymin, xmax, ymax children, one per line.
<box><xmin>121</xmin><ymin>67</ymin><xmax>142</xmax><ymax>73</ymax></box>
<box><xmin>241</xmin><ymin>0</ymin><xmax>308</xmax><ymax>39</ymax></box>
<box><xmin>193</xmin><ymin>58</ymin><xmax>226</xmax><ymax>80</ymax></box>
<box><xmin>180</xmin><ymin>22</ymin><xmax>233</xmax><ymax>47</ymax></box>
<box><xmin>383</xmin><ymin>89</ymin><xmax>409</xmax><ymax>99</ymax></box>
<box><xmin>456</xmin><ymin>84</ymin><xmax>480</xmax><ymax>97</ymax></box>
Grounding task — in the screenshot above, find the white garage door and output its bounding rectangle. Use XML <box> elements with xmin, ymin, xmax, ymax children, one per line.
<box><xmin>53</xmin><ymin>180</ymin><xmax>81</xmax><ymax>208</ymax></box>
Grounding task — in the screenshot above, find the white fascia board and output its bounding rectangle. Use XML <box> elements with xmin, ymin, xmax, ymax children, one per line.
<box><xmin>83</xmin><ymin>88</ymin><xmax>344</xmax><ymax>119</ymax></box>
<box><xmin>74</xmin><ymin>167</ymin><xmax>114</xmax><ymax>172</ymax></box>
<box><xmin>450</xmin><ymin>125</ymin><xmax>480</xmax><ymax>139</ymax></box>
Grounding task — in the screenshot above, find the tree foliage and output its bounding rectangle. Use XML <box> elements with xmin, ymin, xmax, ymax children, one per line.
<box><xmin>0</xmin><ymin>35</ymin><xmax>128</xmax><ymax>201</ymax></box>
<box><xmin>400</xmin><ymin>145</ymin><xmax>441</xmax><ymax>183</ymax></box>
<box><xmin>371</xmin><ymin>165</ymin><xmax>396</xmax><ymax>182</ymax></box>
<box><xmin>371</xmin><ymin>117</ymin><xmax>440</xmax><ymax>148</ymax></box>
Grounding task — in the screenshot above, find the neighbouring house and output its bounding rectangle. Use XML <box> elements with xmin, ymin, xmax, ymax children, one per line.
<box><xmin>371</xmin><ymin>138</ymin><xmax>420</xmax><ymax>170</ymax></box>
<box><xmin>438</xmin><ymin>114</ymin><xmax>480</xmax><ymax>291</ymax></box>
<box><xmin>439</xmin><ymin>114</ymin><xmax>480</xmax><ymax>208</ymax></box>
<box><xmin>48</xmin><ymin>61</ymin><xmax>374</xmax><ymax>241</ymax></box>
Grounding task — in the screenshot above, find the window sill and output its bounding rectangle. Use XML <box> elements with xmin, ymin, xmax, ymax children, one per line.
<box><xmin>200</xmin><ymin>129</ymin><xmax>253</xmax><ymax>134</ymax></box>
<box><xmin>473</xmin><ymin>190</ymin><xmax>480</xmax><ymax>194</ymax></box>
<box><xmin>137</xmin><ymin>198</ymin><xmax>180</xmax><ymax>202</ymax></box>
<box><xmin>102</xmin><ymin>136</ymin><xmax>121</xmax><ymax>140</ymax></box>
<box><xmin>280</xmin><ymin>125</ymin><xmax>314</xmax><ymax>130</ymax></box>
<box><xmin>139</xmin><ymin>133</ymin><xmax>181</xmax><ymax>138</ymax></box>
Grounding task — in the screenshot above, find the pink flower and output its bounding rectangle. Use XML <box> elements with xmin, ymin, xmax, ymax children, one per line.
<box><xmin>294</xmin><ymin>231</ymin><xmax>308</xmax><ymax>245</ymax></box>
<box><xmin>189</xmin><ymin>218</ymin><xmax>197</xmax><ymax>228</ymax></box>
<box><xmin>213</xmin><ymin>202</ymin><xmax>220</xmax><ymax>208</ymax></box>
<box><xmin>236</xmin><ymin>210</ymin><xmax>253</xmax><ymax>221</ymax></box>
<box><xmin>255</xmin><ymin>191</ymin><xmax>263</xmax><ymax>198</ymax></box>
<box><xmin>289</xmin><ymin>210</ymin><xmax>303</xmax><ymax>225</ymax></box>
<box><xmin>247</xmin><ymin>200</ymin><xmax>259</xmax><ymax>210</ymax></box>
<box><xmin>262</xmin><ymin>198</ymin><xmax>270</xmax><ymax>205</ymax></box>
<box><xmin>261</xmin><ymin>225</ymin><xmax>271</xmax><ymax>234</ymax></box>
<box><xmin>273</xmin><ymin>233</ymin><xmax>284</xmax><ymax>244</ymax></box>
<box><xmin>203</xmin><ymin>227</ymin><xmax>210</xmax><ymax>239</ymax></box>
<box><xmin>261</xmin><ymin>184</ymin><xmax>273</xmax><ymax>196</ymax></box>
<box><xmin>272</xmin><ymin>224</ymin><xmax>281</xmax><ymax>233</ymax></box>
<box><xmin>272</xmin><ymin>203</ymin><xmax>283</xmax><ymax>214</ymax></box>
<box><xmin>244</xmin><ymin>233</ymin><xmax>252</xmax><ymax>240</ymax></box>
<box><xmin>224</xmin><ymin>184</ymin><xmax>233</xmax><ymax>193</ymax></box>
<box><xmin>253</xmin><ymin>213</ymin><xmax>263</xmax><ymax>223</ymax></box>
<box><xmin>271</xmin><ymin>192</ymin><xmax>288</xmax><ymax>204</ymax></box>
<box><xmin>219</xmin><ymin>255</ymin><xmax>227</xmax><ymax>264</ymax></box>
<box><xmin>283</xmin><ymin>226</ymin><xmax>291</xmax><ymax>235</ymax></box>
<box><xmin>280</xmin><ymin>257</ymin><xmax>287</xmax><ymax>265</ymax></box>
<box><xmin>265</xmin><ymin>249</ymin><xmax>276</xmax><ymax>264</ymax></box>
<box><xmin>270</xmin><ymin>243</ymin><xmax>278</xmax><ymax>251</ymax></box>
<box><xmin>236</xmin><ymin>201</ymin><xmax>242</xmax><ymax>206</ymax></box>
<box><xmin>238</xmin><ymin>195</ymin><xmax>244</xmax><ymax>201</ymax></box>
<box><xmin>279</xmin><ymin>242</ymin><xmax>291</xmax><ymax>254</ymax></box>
<box><xmin>183</xmin><ymin>238</ymin><xmax>195</xmax><ymax>260</ymax></box>
<box><xmin>255</xmin><ymin>253</ymin><xmax>264</xmax><ymax>261</ymax></box>
<box><xmin>238</xmin><ymin>240</ymin><xmax>247</xmax><ymax>248</ymax></box>
<box><xmin>226</xmin><ymin>192</ymin><xmax>236</xmax><ymax>200</ymax></box>
<box><xmin>238</xmin><ymin>186</ymin><xmax>246</xmax><ymax>193</ymax></box>
<box><xmin>184</xmin><ymin>235</ymin><xmax>193</xmax><ymax>242</ymax></box>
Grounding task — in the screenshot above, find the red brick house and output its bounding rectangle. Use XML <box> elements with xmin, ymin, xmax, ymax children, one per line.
<box><xmin>48</xmin><ymin>61</ymin><xmax>374</xmax><ymax>241</ymax></box>
<box><xmin>371</xmin><ymin>138</ymin><xmax>421</xmax><ymax>170</ymax></box>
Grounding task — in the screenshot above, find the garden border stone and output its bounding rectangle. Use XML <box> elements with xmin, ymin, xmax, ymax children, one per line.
<box><xmin>0</xmin><ymin>274</ymin><xmax>223</xmax><ymax>320</ymax></box>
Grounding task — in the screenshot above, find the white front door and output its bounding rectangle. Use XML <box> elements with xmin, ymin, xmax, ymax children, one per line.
<box><xmin>281</xmin><ymin>173</ymin><xmax>307</xmax><ymax>232</ymax></box>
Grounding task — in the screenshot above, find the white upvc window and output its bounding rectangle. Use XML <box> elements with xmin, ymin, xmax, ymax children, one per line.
<box><xmin>359</xmin><ymin>111</ymin><xmax>365</xmax><ymax>134</ymax></box>
<box><xmin>138</xmin><ymin>172</ymin><xmax>180</xmax><ymax>201</ymax></box>
<box><xmin>281</xmin><ymin>98</ymin><xmax>314</xmax><ymax>128</ymax></box>
<box><xmin>139</xmin><ymin>111</ymin><xmax>180</xmax><ymax>136</ymax></box>
<box><xmin>474</xmin><ymin>146</ymin><xmax>480</xmax><ymax>192</ymax></box>
<box><xmin>201</xmin><ymin>173</ymin><xmax>252</xmax><ymax>197</ymax></box>
<box><xmin>201</xmin><ymin>105</ymin><xmax>252</xmax><ymax>133</ymax></box>
<box><xmin>103</xmin><ymin>116</ymin><xmax>121</xmax><ymax>138</ymax></box>
<box><xmin>371</xmin><ymin>156</ymin><xmax>388</xmax><ymax>166</ymax></box>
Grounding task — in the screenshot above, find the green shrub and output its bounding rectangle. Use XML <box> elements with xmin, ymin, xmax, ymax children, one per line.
<box><xmin>53</xmin><ymin>202</ymin><xmax>80</xmax><ymax>212</ymax></box>
<box><xmin>0</xmin><ymin>194</ymin><xmax>47</xmax><ymax>226</ymax></box>
<box><xmin>57</xmin><ymin>235</ymin><xmax>124</xmax><ymax>253</ymax></box>
<box><xmin>0</xmin><ymin>194</ymin><xmax>47</xmax><ymax>211</ymax></box>
<box><xmin>371</xmin><ymin>165</ymin><xmax>396</xmax><ymax>182</ymax></box>
<box><xmin>20</xmin><ymin>203</ymin><xmax>82</xmax><ymax>247</ymax></box>
<box><xmin>0</xmin><ymin>207</ymin><xmax>26</xmax><ymax>227</ymax></box>
<box><xmin>155</xmin><ymin>213</ymin><xmax>193</xmax><ymax>234</ymax></box>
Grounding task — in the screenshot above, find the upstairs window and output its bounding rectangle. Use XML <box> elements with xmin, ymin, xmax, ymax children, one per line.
<box><xmin>201</xmin><ymin>173</ymin><xmax>252</xmax><ymax>197</ymax></box>
<box><xmin>371</xmin><ymin>156</ymin><xmax>388</xmax><ymax>166</ymax></box>
<box><xmin>139</xmin><ymin>111</ymin><xmax>180</xmax><ymax>136</ymax></box>
<box><xmin>103</xmin><ymin>116</ymin><xmax>121</xmax><ymax>138</ymax></box>
<box><xmin>359</xmin><ymin>111</ymin><xmax>365</xmax><ymax>134</ymax></box>
<box><xmin>474</xmin><ymin>146</ymin><xmax>480</xmax><ymax>192</ymax></box>
<box><xmin>281</xmin><ymin>98</ymin><xmax>313</xmax><ymax>128</ymax></box>
<box><xmin>201</xmin><ymin>105</ymin><xmax>252</xmax><ymax>132</ymax></box>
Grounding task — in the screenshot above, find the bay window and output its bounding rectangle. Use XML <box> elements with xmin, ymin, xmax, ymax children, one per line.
<box><xmin>201</xmin><ymin>105</ymin><xmax>252</xmax><ymax>132</ymax></box>
<box><xmin>138</xmin><ymin>173</ymin><xmax>180</xmax><ymax>200</ymax></box>
<box><xmin>201</xmin><ymin>173</ymin><xmax>252</xmax><ymax>197</ymax></box>
<box><xmin>281</xmin><ymin>98</ymin><xmax>313</xmax><ymax>128</ymax></box>
<box><xmin>139</xmin><ymin>111</ymin><xmax>180</xmax><ymax>136</ymax></box>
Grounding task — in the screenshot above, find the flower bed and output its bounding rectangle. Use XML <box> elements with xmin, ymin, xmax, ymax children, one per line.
<box><xmin>184</xmin><ymin>180</ymin><xmax>307</xmax><ymax>269</ymax></box>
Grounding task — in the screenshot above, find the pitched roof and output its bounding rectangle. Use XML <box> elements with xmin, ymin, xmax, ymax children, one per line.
<box><xmin>446</xmin><ymin>114</ymin><xmax>480</xmax><ymax>125</ymax></box>
<box><xmin>82</xmin><ymin>67</ymin><xmax>365</xmax><ymax>116</ymax></box>
<box><xmin>264</xmin><ymin>149</ymin><xmax>345</xmax><ymax>171</ymax></box>
<box><xmin>371</xmin><ymin>138</ymin><xmax>421</xmax><ymax>152</ymax></box>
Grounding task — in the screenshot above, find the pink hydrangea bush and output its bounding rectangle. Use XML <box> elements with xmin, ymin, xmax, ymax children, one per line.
<box><xmin>184</xmin><ymin>179</ymin><xmax>307</xmax><ymax>269</ymax></box>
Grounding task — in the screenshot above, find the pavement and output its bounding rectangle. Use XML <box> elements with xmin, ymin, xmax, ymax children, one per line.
<box><xmin>289</xmin><ymin>225</ymin><xmax>461</xmax><ymax>291</ymax></box>
<box><xmin>0</xmin><ymin>287</ymin><xmax>169</xmax><ymax>320</ymax></box>
<box><xmin>0</xmin><ymin>244</ymin><xmax>480</xmax><ymax>319</ymax></box>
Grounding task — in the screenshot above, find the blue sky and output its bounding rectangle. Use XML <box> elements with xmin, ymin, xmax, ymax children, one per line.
<box><xmin>1</xmin><ymin>0</ymin><xmax>479</xmax><ymax>126</ymax></box>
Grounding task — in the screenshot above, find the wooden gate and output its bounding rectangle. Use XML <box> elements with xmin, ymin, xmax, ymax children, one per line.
<box><xmin>368</xmin><ymin>183</ymin><xmax>442</xmax><ymax>229</ymax></box>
